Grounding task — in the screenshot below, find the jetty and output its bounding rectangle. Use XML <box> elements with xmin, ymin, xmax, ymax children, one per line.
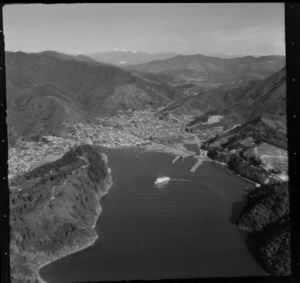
<box><xmin>189</xmin><ymin>144</ymin><xmax>207</xmax><ymax>172</ymax></box>
<box><xmin>172</xmin><ymin>156</ymin><xmax>181</xmax><ymax>164</ymax></box>
<box><xmin>190</xmin><ymin>158</ymin><xmax>203</xmax><ymax>172</ymax></box>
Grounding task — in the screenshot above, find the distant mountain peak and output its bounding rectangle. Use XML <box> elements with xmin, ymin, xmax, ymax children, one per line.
<box><xmin>29</xmin><ymin>50</ymin><xmax>99</xmax><ymax>65</ymax></box>
<box><xmin>86</xmin><ymin>50</ymin><xmax>178</xmax><ymax>66</ymax></box>
<box><xmin>112</xmin><ymin>48</ymin><xmax>138</xmax><ymax>53</ymax></box>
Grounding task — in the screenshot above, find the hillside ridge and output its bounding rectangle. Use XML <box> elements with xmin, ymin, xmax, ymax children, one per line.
<box><xmin>6</xmin><ymin>51</ymin><xmax>179</xmax><ymax>146</ymax></box>
<box><xmin>129</xmin><ymin>53</ymin><xmax>285</xmax><ymax>85</ymax></box>
<box><xmin>10</xmin><ymin>144</ymin><xmax>112</xmax><ymax>283</ymax></box>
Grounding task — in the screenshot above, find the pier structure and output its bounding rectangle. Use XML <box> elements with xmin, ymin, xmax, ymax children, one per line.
<box><xmin>159</xmin><ymin>132</ymin><xmax>207</xmax><ymax>173</ymax></box>
<box><xmin>190</xmin><ymin>158</ymin><xmax>203</xmax><ymax>172</ymax></box>
<box><xmin>190</xmin><ymin>141</ymin><xmax>207</xmax><ymax>172</ymax></box>
<box><xmin>172</xmin><ymin>156</ymin><xmax>181</xmax><ymax>164</ymax></box>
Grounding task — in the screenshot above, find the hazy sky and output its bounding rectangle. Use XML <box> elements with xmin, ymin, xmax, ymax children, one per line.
<box><xmin>3</xmin><ymin>3</ymin><xmax>285</xmax><ymax>56</ymax></box>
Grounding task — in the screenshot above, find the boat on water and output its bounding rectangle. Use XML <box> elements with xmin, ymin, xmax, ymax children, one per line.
<box><xmin>154</xmin><ymin>177</ymin><xmax>170</xmax><ymax>184</ymax></box>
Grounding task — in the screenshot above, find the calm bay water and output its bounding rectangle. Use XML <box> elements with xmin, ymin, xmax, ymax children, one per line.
<box><xmin>40</xmin><ymin>147</ymin><xmax>266</xmax><ymax>282</ymax></box>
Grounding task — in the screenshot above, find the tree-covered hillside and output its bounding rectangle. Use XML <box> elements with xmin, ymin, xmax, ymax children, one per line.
<box><xmin>237</xmin><ymin>182</ymin><xmax>290</xmax><ymax>276</ymax></box>
<box><xmin>6</xmin><ymin>51</ymin><xmax>179</xmax><ymax>146</ymax></box>
<box><xmin>10</xmin><ymin>145</ymin><xmax>111</xmax><ymax>283</ymax></box>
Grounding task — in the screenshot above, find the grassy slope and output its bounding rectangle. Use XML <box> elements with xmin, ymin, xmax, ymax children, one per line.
<box><xmin>202</xmin><ymin>116</ymin><xmax>287</xmax><ymax>184</ymax></box>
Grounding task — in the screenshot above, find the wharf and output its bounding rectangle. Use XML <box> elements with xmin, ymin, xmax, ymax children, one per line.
<box><xmin>190</xmin><ymin>159</ymin><xmax>203</xmax><ymax>172</ymax></box>
<box><xmin>172</xmin><ymin>156</ymin><xmax>181</xmax><ymax>164</ymax></box>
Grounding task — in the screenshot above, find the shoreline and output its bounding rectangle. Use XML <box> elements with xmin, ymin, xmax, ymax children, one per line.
<box><xmin>207</xmin><ymin>159</ymin><xmax>261</xmax><ymax>188</ymax></box>
<box><xmin>143</xmin><ymin>143</ymin><xmax>193</xmax><ymax>158</ymax></box>
<box><xmin>144</xmin><ymin>143</ymin><xmax>262</xmax><ymax>188</ymax></box>
<box><xmin>37</xmin><ymin>153</ymin><xmax>113</xmax><ymax>283</ymax></box>
<box><xmin>34</xmin><ymin>144</ymin><xmax>269</xmax><ymax>283</ymax></box>
<box><xmin>105</xmin><ymin>142</ymin><xmax>262</xmax><ymax>189</ymax></box>
<box><xmin>36</xmin><ymin>144</ymin><xmax>265</xmax><ymax>283</ymax></box>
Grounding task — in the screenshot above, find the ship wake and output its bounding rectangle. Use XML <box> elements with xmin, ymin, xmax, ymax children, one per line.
<box><xmin>171</xmin><ymin>178</ymin><xmax>193</xmax><ymax>182</ymax></box>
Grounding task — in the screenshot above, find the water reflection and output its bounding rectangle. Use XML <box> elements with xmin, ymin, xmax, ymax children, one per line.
<box><xmin>154</xmin><ymin>182</ymin><xmax>169</xmax><ymax>191</ymax></box>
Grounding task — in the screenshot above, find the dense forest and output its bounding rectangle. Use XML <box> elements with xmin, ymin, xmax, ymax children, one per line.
<box><xmin>10</xmin><ymin>144</ymin><xmax>110</xmax><ymax>283</ymax></box>
<box><xmin>237</xmin><ymin>182</ymin><xmax>290</xmax><ymax>275</ymax></box>
<box><xmin>207</xmin><ymin>149</ymin><xmax>273</xmax><ymax>185</ymax></box>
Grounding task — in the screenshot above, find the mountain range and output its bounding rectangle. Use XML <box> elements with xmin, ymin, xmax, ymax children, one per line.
<box><xmin>34</xmin><ymin>50</ymin><xmax>100</xmax><ymax>65</ymax></box>
<box><xmin>5</xmin><ymin>51</ymin><xmax>179</xmax><ymax>145</ymax></box>
<box><xmin>5</xmin><ymin>50</ymin><xmax>286</xmax><ymax>147</ymax></box>
<box><xmin>129</xmin><ymin>54</ymin><xmax>285</xmax><ymax>86</ymax></box>
<box><xmin>161</xmin><ymin>67</ymin><xmax>286</xmax><ymax>126</ymax></box>
<box><xmin>87</xmin><ymin>50</ymin><xmax>178</xmax><ymax>66</ymax></box>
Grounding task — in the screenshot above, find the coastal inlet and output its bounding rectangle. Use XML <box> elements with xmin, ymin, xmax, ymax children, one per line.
<box><xmin>40</xmin><ymin>147</ymin><xmax>266</xmax><ymax>282</ymax></box>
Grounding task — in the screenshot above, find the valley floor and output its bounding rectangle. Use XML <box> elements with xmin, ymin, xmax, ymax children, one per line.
<box><xmin>8</xmin><ymin>108</ymin><xmax>287</xmax><ymax>185</ymax></box>
<box><xmin>8</xmin><ymin>109</ymin><xmax>211</xmax><ymax>180</ymax></box>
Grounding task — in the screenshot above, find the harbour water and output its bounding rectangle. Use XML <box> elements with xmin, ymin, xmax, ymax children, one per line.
<box><xmin>40</xmin><ymin>147</ymin><xmax>266</xmax><ymax>282</ymax></box>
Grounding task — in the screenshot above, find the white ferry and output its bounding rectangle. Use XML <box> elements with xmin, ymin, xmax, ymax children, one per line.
<box><xmin>154</xmin><ymin>177</ymin><xmax>170</xmax><ymax>184</ymax></box>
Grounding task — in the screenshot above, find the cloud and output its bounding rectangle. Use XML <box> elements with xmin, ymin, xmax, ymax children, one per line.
<box><xmin>188</xmin><ymin>25</ymin><xmax>285</xmax><ymax>55</ymax></box>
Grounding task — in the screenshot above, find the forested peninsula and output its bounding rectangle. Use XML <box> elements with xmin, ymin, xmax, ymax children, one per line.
<box><xmin>10</xmin><ymin>145</ymin><xmax>112</xmax><ymax>283</ymax></box>
<box><xmin>237</xmin><ymin>182</ymin><xmax>291</xmax><ymax>276</ymax></box>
